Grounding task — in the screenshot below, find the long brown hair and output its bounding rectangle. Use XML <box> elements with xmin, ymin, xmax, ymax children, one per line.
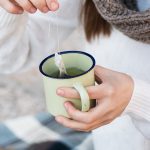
<box><xmin>82</xmin><ymin>0</ymin><xmax>112</xmax><ymax>42</ymax></box>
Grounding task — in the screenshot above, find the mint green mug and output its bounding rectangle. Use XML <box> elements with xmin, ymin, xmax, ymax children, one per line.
<box><xmin>39</xmin><ymin>51</ymin><xmax>96</xmax><ymax>118</ymax></box>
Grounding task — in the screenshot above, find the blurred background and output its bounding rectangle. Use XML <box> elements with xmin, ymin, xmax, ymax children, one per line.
<box><xmin>0</xmin><ymin>28</ymin><xmax>85</xmax><ymax>121</ymax></box>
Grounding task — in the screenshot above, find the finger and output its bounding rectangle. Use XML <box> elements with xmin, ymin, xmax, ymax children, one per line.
<box><xmin>57</xmin><ymin>84</ymin><xmax>106</xmax><ymax>100</ymax></box>
<box><xmin>55</xmin><ymin>116</ymin><xmax>88</xmax><ymax>131</ymax></box>
<box><xmin>30</xmin><ymin>0</ymin><xmax>49</xmax><ymax>13</ymax></box>
<box><xmin>63</xmin><ymin>102</ymin><xmax>97</xmax><ymax>124</ymax></box>
<box><xmin>2</xmin><ymin>0</ymin><xmax>23</xmax><ymax>14</ymax></box>
<box><xmin>57</xmin><ymin>87</ymin><xmax>80</xmax><ymax>99</ymax></box>
<box><xmin>90</xmin><ymin>119</ymin><xmax>112</xmax><ymax>131</ymax></box>
<box><xmin>93</xmin><ymin>97</ymin><xmax>112</xmax><ymax>120</ymax></box>
<box><xmin>56</xmin><ymin>101</ymin><xmax>112</xmax><ymax>131</ymax></box>
<box><xmin>95</xmin><ymin>73</ymin><xmax>102</xmax><ymax>84</ymax></box>
<box><xmin>64</xmin><ymin>96</ymin><xmax>111</xmax><ymax>124</ymax></box>
<box><xmin>9</xmin><ymin>0</ymin><xmax>20</xmax><ymax>6</ymax></box>
<box><xmin>95</xmin><ymin>65</ymin><xmax>119</xmax><ymax>83</ymax></box>
<box><xmin>15</xmin><ymin>0</ymin><xmax>37</xmax><ymax>13</ymax></box>
<box><xmin>46</xmin><ymin>0</ymin><xmax>59</xmax><ymax>11</ymax></box>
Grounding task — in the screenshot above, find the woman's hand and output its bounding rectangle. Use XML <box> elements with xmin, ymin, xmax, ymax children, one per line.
<box><xmin>56</xmin><ymin>66</ymin><xmax>134</xmax><ymax>132</ymax></box>
<box><xmin>0</xmin><ymin>0</ymin><xmax>59</xmax><ymax>14</ymax></box>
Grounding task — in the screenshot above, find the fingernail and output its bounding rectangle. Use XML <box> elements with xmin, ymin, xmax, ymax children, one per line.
<box><xmin>55</xmin><ymin>117</ymin><xmax>61</xmax><ymax>122</ymax></box>
<box><xmin>50</xmin><ymin>2</ymin><xmax>59</xmax><ymax>11</ymax></box>
<box><xmin>57</xmin><ymin>89</ymin><xmax>64</xmax><ymax>96</ymax></box>
<box><xmin>64</xmin><ymin>102</ymin><xmax>69</xmax><ymax>109</ymax></box>
<box><xmin>43</xmin><ymin>7</ymin><xmax>49</xmax><ymax>12</ymax></box>
<box><xmin>30</xmin><ymin>8</ymin><xmax>36</xmax><ymax>13</ymax></box>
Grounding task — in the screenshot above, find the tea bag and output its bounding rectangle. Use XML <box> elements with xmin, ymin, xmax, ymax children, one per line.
<box><xmin>55</xmin><ymin>53</ymin><xmax>68</xmax><ymax>77</ymax></box>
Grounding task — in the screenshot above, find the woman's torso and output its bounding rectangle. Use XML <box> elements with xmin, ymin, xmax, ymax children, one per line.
<box><xmin>85</xmin><ymin>29</ymin><xmax>150</xmax><ymax>82</ymax></box>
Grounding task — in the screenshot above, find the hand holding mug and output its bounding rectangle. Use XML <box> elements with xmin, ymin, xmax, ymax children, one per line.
<box><xmin>39</xmin><ymin>51</ymin><xmax>96</xmax><ymax>118</ymax></box>
<box><xmin>0</xmin><ymin>0</ymin><xmax>59</xmax><ymax>14</ymax></box>
<box><xmin>56</xmin><ymin>66</ymin><xmax>134</xmax><ymax>131</ymax></box>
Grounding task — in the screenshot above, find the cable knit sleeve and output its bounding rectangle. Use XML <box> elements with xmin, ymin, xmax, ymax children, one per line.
<box><xmin>124</xmin><ymin>78</ymin><xmax>150</xmax><ymax>122</ymax></box>
<box><xmin>0</xmin><ymin>0</ymin><xmax>82</xmax><ymax>74</ymax></box>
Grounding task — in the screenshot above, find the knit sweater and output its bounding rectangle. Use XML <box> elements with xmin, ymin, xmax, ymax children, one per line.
<box><xmin>0</xmin><ymin>0</ymin><xmax>150</xmax><ymax>137</ymax></box>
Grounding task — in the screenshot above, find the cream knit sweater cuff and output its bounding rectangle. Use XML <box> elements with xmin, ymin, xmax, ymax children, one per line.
<box><xmin>125</xmin><ymin>78</ymin><xmax>150</xmax><ymax>121</ymax></box>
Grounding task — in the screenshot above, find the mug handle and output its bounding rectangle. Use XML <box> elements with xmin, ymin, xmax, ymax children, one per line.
<box><xmin>73</xmin><ymin>82</ymin><xmax>90</xmax><ymax>112</ymax></box>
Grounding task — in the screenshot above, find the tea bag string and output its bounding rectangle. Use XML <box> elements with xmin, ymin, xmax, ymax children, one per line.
<box><xmin>56</xmin><ymin>10</ymin><xmax>60</xmax><ymax>52</ymax></box>
<box><xmin>48</xmin><ymin>10</ymin><xmax>60</xmax><ymax>53</ymax></box>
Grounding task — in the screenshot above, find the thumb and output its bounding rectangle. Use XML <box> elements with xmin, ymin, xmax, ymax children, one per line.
<box><xmin>94</xmin><ymin>65</ymin><xmax>111</xmax><ymax>82</ymax></box>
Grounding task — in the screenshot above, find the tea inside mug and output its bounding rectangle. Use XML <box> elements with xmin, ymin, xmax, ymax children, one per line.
<box><xmin>41</xmin><ymin>51</ymin><xmax>95</xmax><ymax>79</ymax></box>
<box><xmin>54</xmin><ymin>53</ymin><xmax>68</xmax><ymax>78</ymax></box>
<box><xmin>49</xmin><ymin>67</ymin><xmax>85</xmax><ymax>78</ymax></box>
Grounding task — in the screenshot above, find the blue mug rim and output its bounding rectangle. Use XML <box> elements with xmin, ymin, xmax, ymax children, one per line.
<box><xmin>39</xmin><ymin>50</ymin><xmax>96</xmax><ymax>79</ymax></box>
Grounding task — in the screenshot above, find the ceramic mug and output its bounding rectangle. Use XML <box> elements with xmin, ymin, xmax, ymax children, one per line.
<box><xmin>39</xmin><ymin>50</ymin><xmax>96</xmax><ymax>118</ymax></box>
